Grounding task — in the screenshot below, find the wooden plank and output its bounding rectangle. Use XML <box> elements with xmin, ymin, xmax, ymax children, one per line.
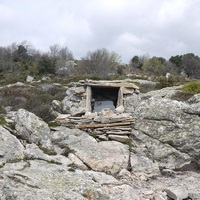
<box><xmin>76</xmin><ymin>121</ymin><xmax>134</xmax><ymax>129</ymax></box>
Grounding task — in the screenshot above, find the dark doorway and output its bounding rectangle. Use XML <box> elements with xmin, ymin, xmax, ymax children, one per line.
<box><xmin>91</xmin><ymin>86</ymin><xmax>119</xmax><ymax>112</ymax></box>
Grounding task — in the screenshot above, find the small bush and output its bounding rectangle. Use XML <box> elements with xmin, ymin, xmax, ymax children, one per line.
<box><xmin>139</xmin><ymin>83</ymin><xmax>156</xmax><ymax>93</ymax></box>
<box><xmin>156</xmin><ymin>76</ymin><xmax>176</xmax><ymax>89</ymax></box>
<box><xmin>181</xmin><ymin>81</ymin><xmax>200</xmax><ymax>94</ymax></box>
<box><xmin>155</xmin><ymin>75</ymin><xmax>188</xmax><ymax>89</ymax></box>
<box><xmin>0</xmin><ymin>115</ymin><xmax>6</xmax><ymax>125</ymax></box>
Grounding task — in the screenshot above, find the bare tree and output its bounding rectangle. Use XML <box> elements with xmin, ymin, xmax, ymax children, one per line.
<box><xmin>49</xmin><ymin>44</ymin><xmax>74</xmax><ymax>76</ymax></box>
<box><xmin>49</xmin><ymin>44</ymin><xmax>73</xmax><ymax>60</ymax></box>
<box><xmin>81</xmin><ymin>48</ymin><xmax>121</xmax><ymax>78</ymax></box>
<box><xmin>181</xmin><ymin>53</ymin><xmax>200</xmax><ymax>78</ymax></box>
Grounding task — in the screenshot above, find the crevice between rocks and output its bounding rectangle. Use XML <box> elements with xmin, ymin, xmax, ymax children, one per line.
<box><xmin>70</xmin><ymin>152</ymin><xmax>93</xmax><ymax>171</ymax></box>
<box><xmin>127</xmin><ymin>143</ymin><xmax>132</xmax><ymax>172</ymax></box>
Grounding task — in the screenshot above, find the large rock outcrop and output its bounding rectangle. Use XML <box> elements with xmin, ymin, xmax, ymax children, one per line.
<box><xmin>131</xmin><ymin>89</ymin><xmax>200</xmax><ymax>168</ymax></box>
<box><xmin>0</xmin><ymin>160</ymin><xmax>139</xmax><ymax>200</ymax></box>
<box><xmin>14</xmin><ymin>109</ymin><xmax>54</xmax><ymax>153</ymax></box>
<box><xmin>52</xmin><ymin>127</ymin><xmax>130</xmax><ymax>174</ymax></box>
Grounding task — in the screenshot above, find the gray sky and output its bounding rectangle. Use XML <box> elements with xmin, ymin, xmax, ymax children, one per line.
<box><xmin>0</xmin><ymin>0</ymin><xmax>200</xmax><ymax>63</ymax></box>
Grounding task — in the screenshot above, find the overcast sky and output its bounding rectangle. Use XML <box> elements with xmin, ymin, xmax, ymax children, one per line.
<box><xmin>0</xmin><ymin>0</ymin><xmax>200</xmax><ymax>63</ymax></box>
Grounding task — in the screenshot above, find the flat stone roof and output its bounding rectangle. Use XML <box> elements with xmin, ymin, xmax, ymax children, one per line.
<box><xmin>79</xmin><ymin>79</ymin><xmax>139</xmax><ymax>89</ymax></box>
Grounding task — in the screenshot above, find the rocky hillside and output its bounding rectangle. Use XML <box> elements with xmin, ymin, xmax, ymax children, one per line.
<box><xmin>0</xmin><ymin>83</ymin><xmax>200</xmax><ymax>200</ymax></box>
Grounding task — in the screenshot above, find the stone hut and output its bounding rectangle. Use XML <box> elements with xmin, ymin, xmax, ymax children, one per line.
<box><xmin>54</xmin><ymin>79</ymin><xmax>140</xmax><ymax>141</ymax></box>
<box><xmin>61</xmin><ymin>79</ymin><xmax>140</xmax><ymax>116</ymax></box>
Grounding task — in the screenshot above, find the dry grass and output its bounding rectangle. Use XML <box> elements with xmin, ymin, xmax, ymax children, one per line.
<box><xmin>171</xmin><ymin>91</ymin><xmax>194</xmax><ymax>102</ymax></box>
<box><xmin>0</xmin><ymin>85</ymin><xmax>66</xmax><ymax>122</ymax></box>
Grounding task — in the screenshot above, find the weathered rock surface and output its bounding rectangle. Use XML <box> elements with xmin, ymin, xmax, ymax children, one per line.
<box><xmin>0</xmin><ymin>126</ymin><xmax>24</xmax><ymax>166</ymax></box>
<box><xmin>24</xmin><ymin>143</ymin><xmax>72</xmax><ymax>166</ymax></box>
<box><xmin>52</xmin><ymin>127</ymin><xmax>129</xmax><ymax>174</ymax></box>
<box><xmin>187</xmin><ymin>93</ymin><xmax>200</xmax><ymax>104</ymax></box>
<box><xmin>131</xmin><ymin>130</ymin><xmax>191</xmax><ymax>169</ymax></box>
<box><xmin>132</xmin><ymin>92</ymin><xmax>200</xmax><ymax>168</ymax></box>
<box><xmin>14</xmin><ymin>109</ymin><xmax>54</xmax><ymax>153</ymax></box>
<box><xmin>164</xmin><ymin>186</ymin><xmax>188</xmax><ymax>200</ymax></box>
<box><xmin>188</xmin><ymin>191</ymin><xmax>200</xmax><ymax>200</ymax></box>
<box><xmin>1</xmin><ymin>83</ymin><xmax>200</xmax><ymax>199</ymax></box>
<box><xmin>124</xmin><ymin>93</ymin><xmax>141</xmax><ymax>113</ymax></box>
<box><xmin>62</xmin><ymin>86</ymin><xmax>86</xmax><ymax>116</ymax></box>
<box><xmin>26</xmin><ymin>75</ymin><xmax>34</xmax><ymax>82</ymax></box>
<box><xmin>130</xmin><ymin>153</ymin><xmax>160</xmax><ymax>178</ymax></box>
<box><xmin>51</xmin><ymin>99</ymin><xmax>62</xmax><ymax>113</ymax></box>
<box><xmin>141</xmin><ymin>86</ymin><xmax>181</xmax><ymax>99</ymax></box>
<box><xmin>0</xmin><ymin>160</ymin><xmax>139</xmax><ymax>200</ymax></box>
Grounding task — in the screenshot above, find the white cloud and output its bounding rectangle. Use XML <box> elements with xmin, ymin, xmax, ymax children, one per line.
<box><xmin>0</xmin><ymin>4</ymin><xmax>12</xmax><ymax>22</ymax></box>
<box><xmin>0</xmin><ymin>0</ymin><xmax>200</xmax><ymax>62</ymax></box>
<box><xmin>158</xmin><ymin>0</ymin><xmax>187</xmax><ymax>25</ymax></box>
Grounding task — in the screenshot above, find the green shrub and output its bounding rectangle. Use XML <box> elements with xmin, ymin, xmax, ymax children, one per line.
<box><xmin>0</xmin><ymin>115</ymin><xmax>6</xmax><ymax>125</ymax></box>
<box><xmin>181</xmin><ymin>81</ymin><xmax>200</xmax><ymax>94</ymax></box>
<box><xmin>0</xmin><ymin>72</ymin><xmax>27</xmax><ymax>85</ymax></box>
<box><xmin>156</xmin><ymin>76</ymin><xmax>176</xmax><ymax>89</ymax></box>
<box><xmin>139</xmin><ymin>83</ymin><xmax>156</xmax><ymax>93</ymax></box>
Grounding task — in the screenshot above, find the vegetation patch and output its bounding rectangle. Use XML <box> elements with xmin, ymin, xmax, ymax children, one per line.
<box><xmin>171</xmin><ymin>91</ymin><xmax>194</xmax><ymax>102</ymax></box>
<box><xmin>181</xmin><ymin>81</ymin><xmax>200</xmax><ymax>94</ymax></box>
<box><xmin>62</xmin><ymin>147</ymin><xmax>74</xmax><ymax>157</ymax></box>
<box><xmin>0</xmin><ymin>72</ymin><xmax>27</xmax><ymax>85</ymax></box>
<box><xmin>0</xmin><ymin>106</ymin><xmax>6</xmax><ymax>125</ymax></box>
<box><xmin>68</xmin><ymin>167</ymin><xmax>76</xmax><ymax>172</ymax></box>
<box><xmin>82</xmin><ymin>191</ymin><xmax>97</xmax><ymax>200</ymax></box>
<box><xmin>48</xmin><ymin>121</ymin><xmax>61</xmax><ymax>127</ymax></box>
<box><xmin>47</xmin><ymin>160</ymin><xmax>62</xmax><ymax>165</ymax></box>
<box><xmin>0</xmin><ymin>85</ymin><xmax>66</xmax><ymax>122</ymax></box>
<box><xmin>139</xmin><ymin>83</ymin><xmax>156</xmax><ymax>93</ymax></box>
<box><xmin>155</xmin><ymin>76</ymin><xmax>184</xmax><ymax>89</ymax></box>
<box><xmin>0</xmin><ymin>115</ymin><xmax>6</xmax><ymax>125</ymax></box>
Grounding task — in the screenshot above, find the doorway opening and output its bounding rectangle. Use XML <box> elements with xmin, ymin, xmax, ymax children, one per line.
<box><xmin>91</xmin><ymin>86</ymin><xmax>119</xmax><ymax>112</ymax></box>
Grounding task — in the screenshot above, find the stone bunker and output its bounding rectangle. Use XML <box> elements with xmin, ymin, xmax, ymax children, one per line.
<box><xmin>85</xmin><ymin>80</ymin><xmax>139</xmax><ymax>114</ymax></box>
<box><xmin>61</xmin><ymin>79</ymin><xmax>140</xmax><ymax>116</ymax></box>
<box><xmin>54</xmin><ymin>79</ymin><xmax>140</xmax><ymax>142</ymax></box>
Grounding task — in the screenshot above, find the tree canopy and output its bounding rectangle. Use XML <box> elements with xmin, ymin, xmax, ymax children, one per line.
<box><xmin>80</xmin><ymin>48</ymin><xmax>121</xmax><ymax>78</ymax></box>
<box><xmin>1</xmin><ymin>41</ymin><xmax>200</xmax><ymax>79</ymax></box>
